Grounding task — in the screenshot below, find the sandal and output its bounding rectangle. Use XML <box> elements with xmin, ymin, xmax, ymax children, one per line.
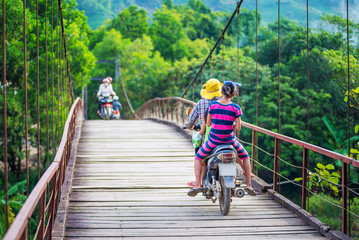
<box><xmin>187</xmin><ymin>181</ymin><xmax>195</xmax><ymax>187</ymax></box>
<box><xmin>244</xmin><ymin>187</ymin><xmax>257</xmax><ymax>196</ymax></box>
<box><xmin>187</xmin><ymin>188</ymin><xmax>204</xmax><ymax>197</ymax></box>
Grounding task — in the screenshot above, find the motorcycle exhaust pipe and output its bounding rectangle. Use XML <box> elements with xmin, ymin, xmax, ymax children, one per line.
<box><xmin>234</xmin><ymin>188</ymin><xmax>245</xmax><ymax>198</ymax></box>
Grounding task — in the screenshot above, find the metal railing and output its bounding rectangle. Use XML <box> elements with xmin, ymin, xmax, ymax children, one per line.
<box><xmin>3</xmin><ymin>98</ymin><xmax>83</xmax><ymax>240</ymax></box>
<box><xmin>135</xmin><ymin>96</ymin><xmax>359</xmax><ymax>236</ymax></box>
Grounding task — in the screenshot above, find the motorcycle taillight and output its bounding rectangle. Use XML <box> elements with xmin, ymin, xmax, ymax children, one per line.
<box><xmin>217</xmin><ymin>152</ymin><xmax>235</xmax><ymax>162</ymax></box>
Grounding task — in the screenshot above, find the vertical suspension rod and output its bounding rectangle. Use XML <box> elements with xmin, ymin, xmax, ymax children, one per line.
<box><xmin>237</xmin><ymin>7</ymin><xmax>240</xmax><ymax>105</ymax></box>
<box><xmin>36</xmin><ymin>0</ymin><xmax>41</xmax><ymax>179</ymax></box>
<box><xmin>46</xmin><ymin>0</ymin><xmax>49</xmax><ymax>167</ymax></box>
<box><xmin>24</xmin><ymin>0</ymin><xmax>29</xmax><ymax>196</ymax></box>
<box><xmin>278</xmin><ymin>0</ymin><xmax>281</xmax><ymax>134</ymax></box>
<box><xmin>57</xmin><ymin>0</ymin><xmax>73</xmax><ymax>101</ymax></box>
<box><xmin>2</xmin><ymin>0</ymin><xmax>9</xmax><ymax>230</ymax></box>
<box><xmin>51</xmin><ymin>0</ymin><xmax>55</xmax><ymax>157</ymax></box>
<box><xmin>306</xmin><ymin>0</ymin><xmax>310</xmax><ymax>142</ymax></box>
<box><xmin>256</xmin><ymin>0</ymin><xmax>258</xmax><ymax>126</ymax></box>
<box><xmin>342</xmin><ymin>0</ymin><xmax>350</xmax><ymax>234</ymax></box>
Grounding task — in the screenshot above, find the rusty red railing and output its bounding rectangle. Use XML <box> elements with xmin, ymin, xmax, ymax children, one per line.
<box><xmin>135</xmin><ymin>96</ymin><xmax>359</xmax><ymax>235</ymax></box>
<box><xmin>3</xmin><ymin>98</ymin><xmax>83</xmax><ymax>240</ymax></box>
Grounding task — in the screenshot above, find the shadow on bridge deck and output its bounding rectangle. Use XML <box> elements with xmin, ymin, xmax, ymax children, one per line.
<box><xmin>63</xmin><ymin>120</ymin><xmax>325</xmax><ymax>239</ymax></box>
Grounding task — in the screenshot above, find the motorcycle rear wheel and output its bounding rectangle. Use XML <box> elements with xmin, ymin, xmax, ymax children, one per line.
<box><xmin>219</xmin><ymin>177</ymin><xmax>231</xmax><ymax>215</ymax></box>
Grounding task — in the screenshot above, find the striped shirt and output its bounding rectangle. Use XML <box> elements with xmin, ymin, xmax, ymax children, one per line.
<box><xmin>208</xmin><ymin>101</ymin><xmax>242</xmax><ymax>142</ymax></box>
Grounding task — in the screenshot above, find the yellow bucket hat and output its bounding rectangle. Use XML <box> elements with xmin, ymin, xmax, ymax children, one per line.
<box><xmin>200</xmin><ymin>79</ymin><xmax>223</xmax><ymax>99</ymax></box>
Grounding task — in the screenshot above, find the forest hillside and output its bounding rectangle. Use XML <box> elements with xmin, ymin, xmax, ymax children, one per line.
<box><xmin>77</xmin><ymin>0</ymin><xmax>359</xmax><ymax>29</ymax></box>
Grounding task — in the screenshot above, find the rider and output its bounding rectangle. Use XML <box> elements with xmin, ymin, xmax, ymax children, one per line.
<box><xmin>189</xmin><ymin>81</ymin><xmax>256</xmax><ymax>197</ymax></box>
<box><xmin>185</xmin><ymin>79</ymin><xmax>222</xmax><ymax>188</ymax></box>
<box><xmin>97</xmin><ymin>78</ymin><xmax>116</xmax><ymax>115</ymax></box>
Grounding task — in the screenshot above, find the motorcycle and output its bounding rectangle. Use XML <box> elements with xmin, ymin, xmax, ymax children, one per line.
<box><xmin>184</xmin><ymin>123</ymin><xmax>245</xmax><ymax>215</ymax></box>
<box><xmin>112</xmin><ymin>96</ymin><xmax>121</xmax><ymax>120</ymax></box>
<box><xmin>99</xmin><ymin>93</ymin><xmax>114</xmax><ymax>120</ymax></box>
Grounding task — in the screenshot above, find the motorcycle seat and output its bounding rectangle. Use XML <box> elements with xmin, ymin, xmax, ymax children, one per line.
<box><xmin>207</xmin><ymin>145</ymin><xmax>237</xmax><ymax>159</ymax></box>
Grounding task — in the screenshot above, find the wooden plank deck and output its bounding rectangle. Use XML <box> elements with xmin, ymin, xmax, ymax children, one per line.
<box><xmin>65</xmin><ymin>120</ymin><xmax>325</xmax><ymax>239</ymax></box>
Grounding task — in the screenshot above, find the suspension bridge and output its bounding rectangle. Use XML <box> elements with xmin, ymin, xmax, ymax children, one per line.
<box><xmin>1</xmin><ymin>0</ymin><xmax>359</xmax><ymax>239</ymax></box>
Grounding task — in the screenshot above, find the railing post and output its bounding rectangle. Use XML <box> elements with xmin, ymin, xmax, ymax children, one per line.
<box><xmin>251</xmin><ymin>129</ymin><xmax>257</xmax><ymax>173</ymax></box>
<box><xmin>37</xmin><ymin>191</ymin><xmax>46</xmax><ymax>240</ymax></box>
<box><xmin>342</xmin><ymin>162</ymin><xmax>348</xmax><ymax>234</ymax></box>
<box><xmin>162</xmin><ymin>99</ymin><xmax>165</xmax><ymax>119</ymax></box>
<box><xmin>166</xmin><ymin>98</ymin><xmax>169</xmax><ymax>121</ymax></box>
<box><xmin>273</xmin><ymin>138</ymin><xmax>280</xmax><ymax>192</ymax></box>
<box><xmin>47</xmin><ymin>174</ymin><xmax>57</xmax><ymax>239</ymax></box>
<box><xmin>170</xmin><ymin>99</ymin><xmax>173</xmax><ymax>121</ymax></box>
<box><xmin>176</xmin><ymin>100</ymin><xmax>179</xmax><ymax>123</ymax></box>
<box><xmin>302</xmin><ymin>148</ymin><xmax>309</xmax><ymax>210</ymax></box>
<box><xmin>182</xmin><ymin>102</ymin><xmax>185</xmax><ymax>126</ymax></box>
<box><xmin>156</xmin><ymin>100</ymin><xmax>159</xmax><ymax>119</ymax></box>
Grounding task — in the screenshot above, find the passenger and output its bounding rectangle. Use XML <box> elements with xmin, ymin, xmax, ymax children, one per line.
<box><xmin>185</xmin><ymin>79</ymin><xmax>222</xmax><ymax>187</ymax></box>
<box><xmin>190</xmin><ymin>81</ymin><xmax>256</xmax><ymax>196</ymax></box>
<box><xmin>97</xmin><ymin>78</ymin><xmax>116</xmax><ymax>115</ymax></box>
<box><xmin>98</xmin><ymin>77</ymin><xmax>114</xmax><ymax>93</ymax></box>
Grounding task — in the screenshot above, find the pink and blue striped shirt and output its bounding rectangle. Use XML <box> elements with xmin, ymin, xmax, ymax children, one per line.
<box><xmin>208</xmin><ymin>101</ymin><xmax>242</xmax><ymax>143</ymax></box>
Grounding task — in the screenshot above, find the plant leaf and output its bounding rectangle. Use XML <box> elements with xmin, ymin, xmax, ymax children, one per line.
<box><xmin>317</xmin><ymin>163</ymin><xmax>325</xmax><ymax>169</ymax></box>
<box><xmin>326</xmin><ymin>164</ymin><xmax>335</xmax><ymax>170</ymax></box>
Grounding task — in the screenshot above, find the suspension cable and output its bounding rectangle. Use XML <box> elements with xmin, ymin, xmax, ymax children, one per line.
<box><xmin>51</xmin><ymin>0</ymin><xmax>55</xmax><ymax>158</ymax></box>
<box><xmin>117</xmin><ymin>60</ymin><xmax>139</xmax><ymax>119</ymax></box>
<box><xmin>222</xmin><ymin>30</ymin><xmax>224</xmax><ymax>82</ymax></box>
<box><xmin>345</xmin><ymin>0</ymin><xmax>350</xmax><ymax>234</ymax></box>
<box><xmin>46</xmin><ymin>0</ymin><xmax>49</xmax><ymax>167</ymax></box>
<box><xmin>278</xmin><ymin>0</ymin><xmax>281</xmax><ymax>134</ymax></box>
<box><xmin>36</xmin><ymin>0</ymin><xmax>41</xmax><ymax>179</ymax></box>
<box><xmin>58</xmin><ymin>0</ymin><xmax>73</xmax><ymax>102</ymax></box>
<box><xmin>2</xmin><ymin>0</ymin><xmax>9</xmax><ymax>230</ymax></box>
<box><xmin>256</xmin><ymin>0</ymin><xmax>258</xmax><ymax>126</ymax></box>
<box><xmin>24</xmin><ymin>0</ymin><xmax>29</xmax><ymax>197</ymax></box>
<box><xmin>306</xmin><ymin>0</ymin><xmax>310</xmax><ymax>143</ymax></box>
<box><xmin>237</xmin><ymin>7</ymin><xmax>240</xmax><ymax>105</ymax></box>
<box><xmin>56</xmin><ymin>3</ymin><xmax>60</xmax><ymax>147</ymax></box>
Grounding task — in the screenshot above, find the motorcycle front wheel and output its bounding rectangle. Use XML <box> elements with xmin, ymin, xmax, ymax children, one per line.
<box><xmin>105</xmin><ymin>107</ymin><xmax>111</xmax><ymax>120</ymax></box>
<box><xmin>219</xmin><ymin>177</ymin><xmax>231</xmax><ymax>215</ymax></box>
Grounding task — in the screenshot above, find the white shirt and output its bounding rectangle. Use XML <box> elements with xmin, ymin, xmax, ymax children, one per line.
<box><xmin>97</xmin><ymin>84</ymin><xmax>115</xmax><ymax>96</ymax></box>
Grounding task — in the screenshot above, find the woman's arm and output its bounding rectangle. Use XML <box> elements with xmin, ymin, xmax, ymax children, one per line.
<box><xmin>206</xmin><ymin>113</ymin><xmax>212</xmax><ymax>127</ymax></box>
<box><xmin>235</xmin><ymin>117</ymin><xmax>241</xmax><ymax>131</ymax></box>
<box><xmin>199</xmin><ymin>122</ymin><xmax>206</xmax><ymax>135</ymax></box>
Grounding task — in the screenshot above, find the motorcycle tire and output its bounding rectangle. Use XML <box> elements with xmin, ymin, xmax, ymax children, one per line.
<box><xmin>105</xmin><ymin>107</ymin><xmax>111</xmax><ymax>120</ymax></box>
<box><xmin>219</xmin><ymin>177</ymin><xmax>231</xmax><ymax>215</ymax></box>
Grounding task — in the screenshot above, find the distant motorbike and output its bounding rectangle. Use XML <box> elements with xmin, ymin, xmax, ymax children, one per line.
<box><xmin>112</xmin><ymin>96</ymin><xmax>121</xmax><ymax>120</ymax></box>
<box><xmin>184</xmin><ymin>122</ymin><xmax>245</xmax><ymax>215</ymax></box>
<box><xmin>99</xmin><ymin>93</ymin><xmax>119</xmax><ymax>120</ymax></box>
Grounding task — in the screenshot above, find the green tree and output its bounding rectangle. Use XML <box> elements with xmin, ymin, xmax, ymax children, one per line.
<box><xmin>110</xmin><ymin>5</ymin><xmax>149</xmax><ymax>41</ymax></box>
<box><xmin>149</xmin><ymin>5</ymin><xmax>187</xmax><ymax>61</ymax></box>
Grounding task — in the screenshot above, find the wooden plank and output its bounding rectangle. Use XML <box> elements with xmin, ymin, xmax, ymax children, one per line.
<box><xmin>63</xmin><ymin>120</ymin><xmax>325</xmax><ymax>239</ymax></box>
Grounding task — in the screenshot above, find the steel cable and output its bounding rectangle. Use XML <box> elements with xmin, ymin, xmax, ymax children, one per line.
<box><xmin>2</xmin><ymin>0</ymin><xmax>9</xmax><ymax>230</ymax></box>
<box><xmin>36</xmin><ymin>0</ymin><xmax>41</xmax><ymax>179</ymax></box>
<box><xmin>24</xmin><ymin>0</ymin><xmax>29</xmax><ymax>197</ymax></box>
<box><xmin>346</xmin><ymin>0</ymin><xmax>351</xmax><ymax>234</ymax></box>
<box><xmin>46</xmin><ymin>0</ymin><xmax>49</xmax><ymax>167</ymax></box>
<box><xmin>56</xmin><ymin>4</ymin><xmax>60</xmax><ymax>147</ymax></box>
<box><xmin>117</xmin><ymin>61</ymin><xmax>139</xmax><ymax>119</ymax></box>
<box><xmin>51</xmin><ymin>0</ymin><xmax>55</xmax><ymax>158</ymax></box>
